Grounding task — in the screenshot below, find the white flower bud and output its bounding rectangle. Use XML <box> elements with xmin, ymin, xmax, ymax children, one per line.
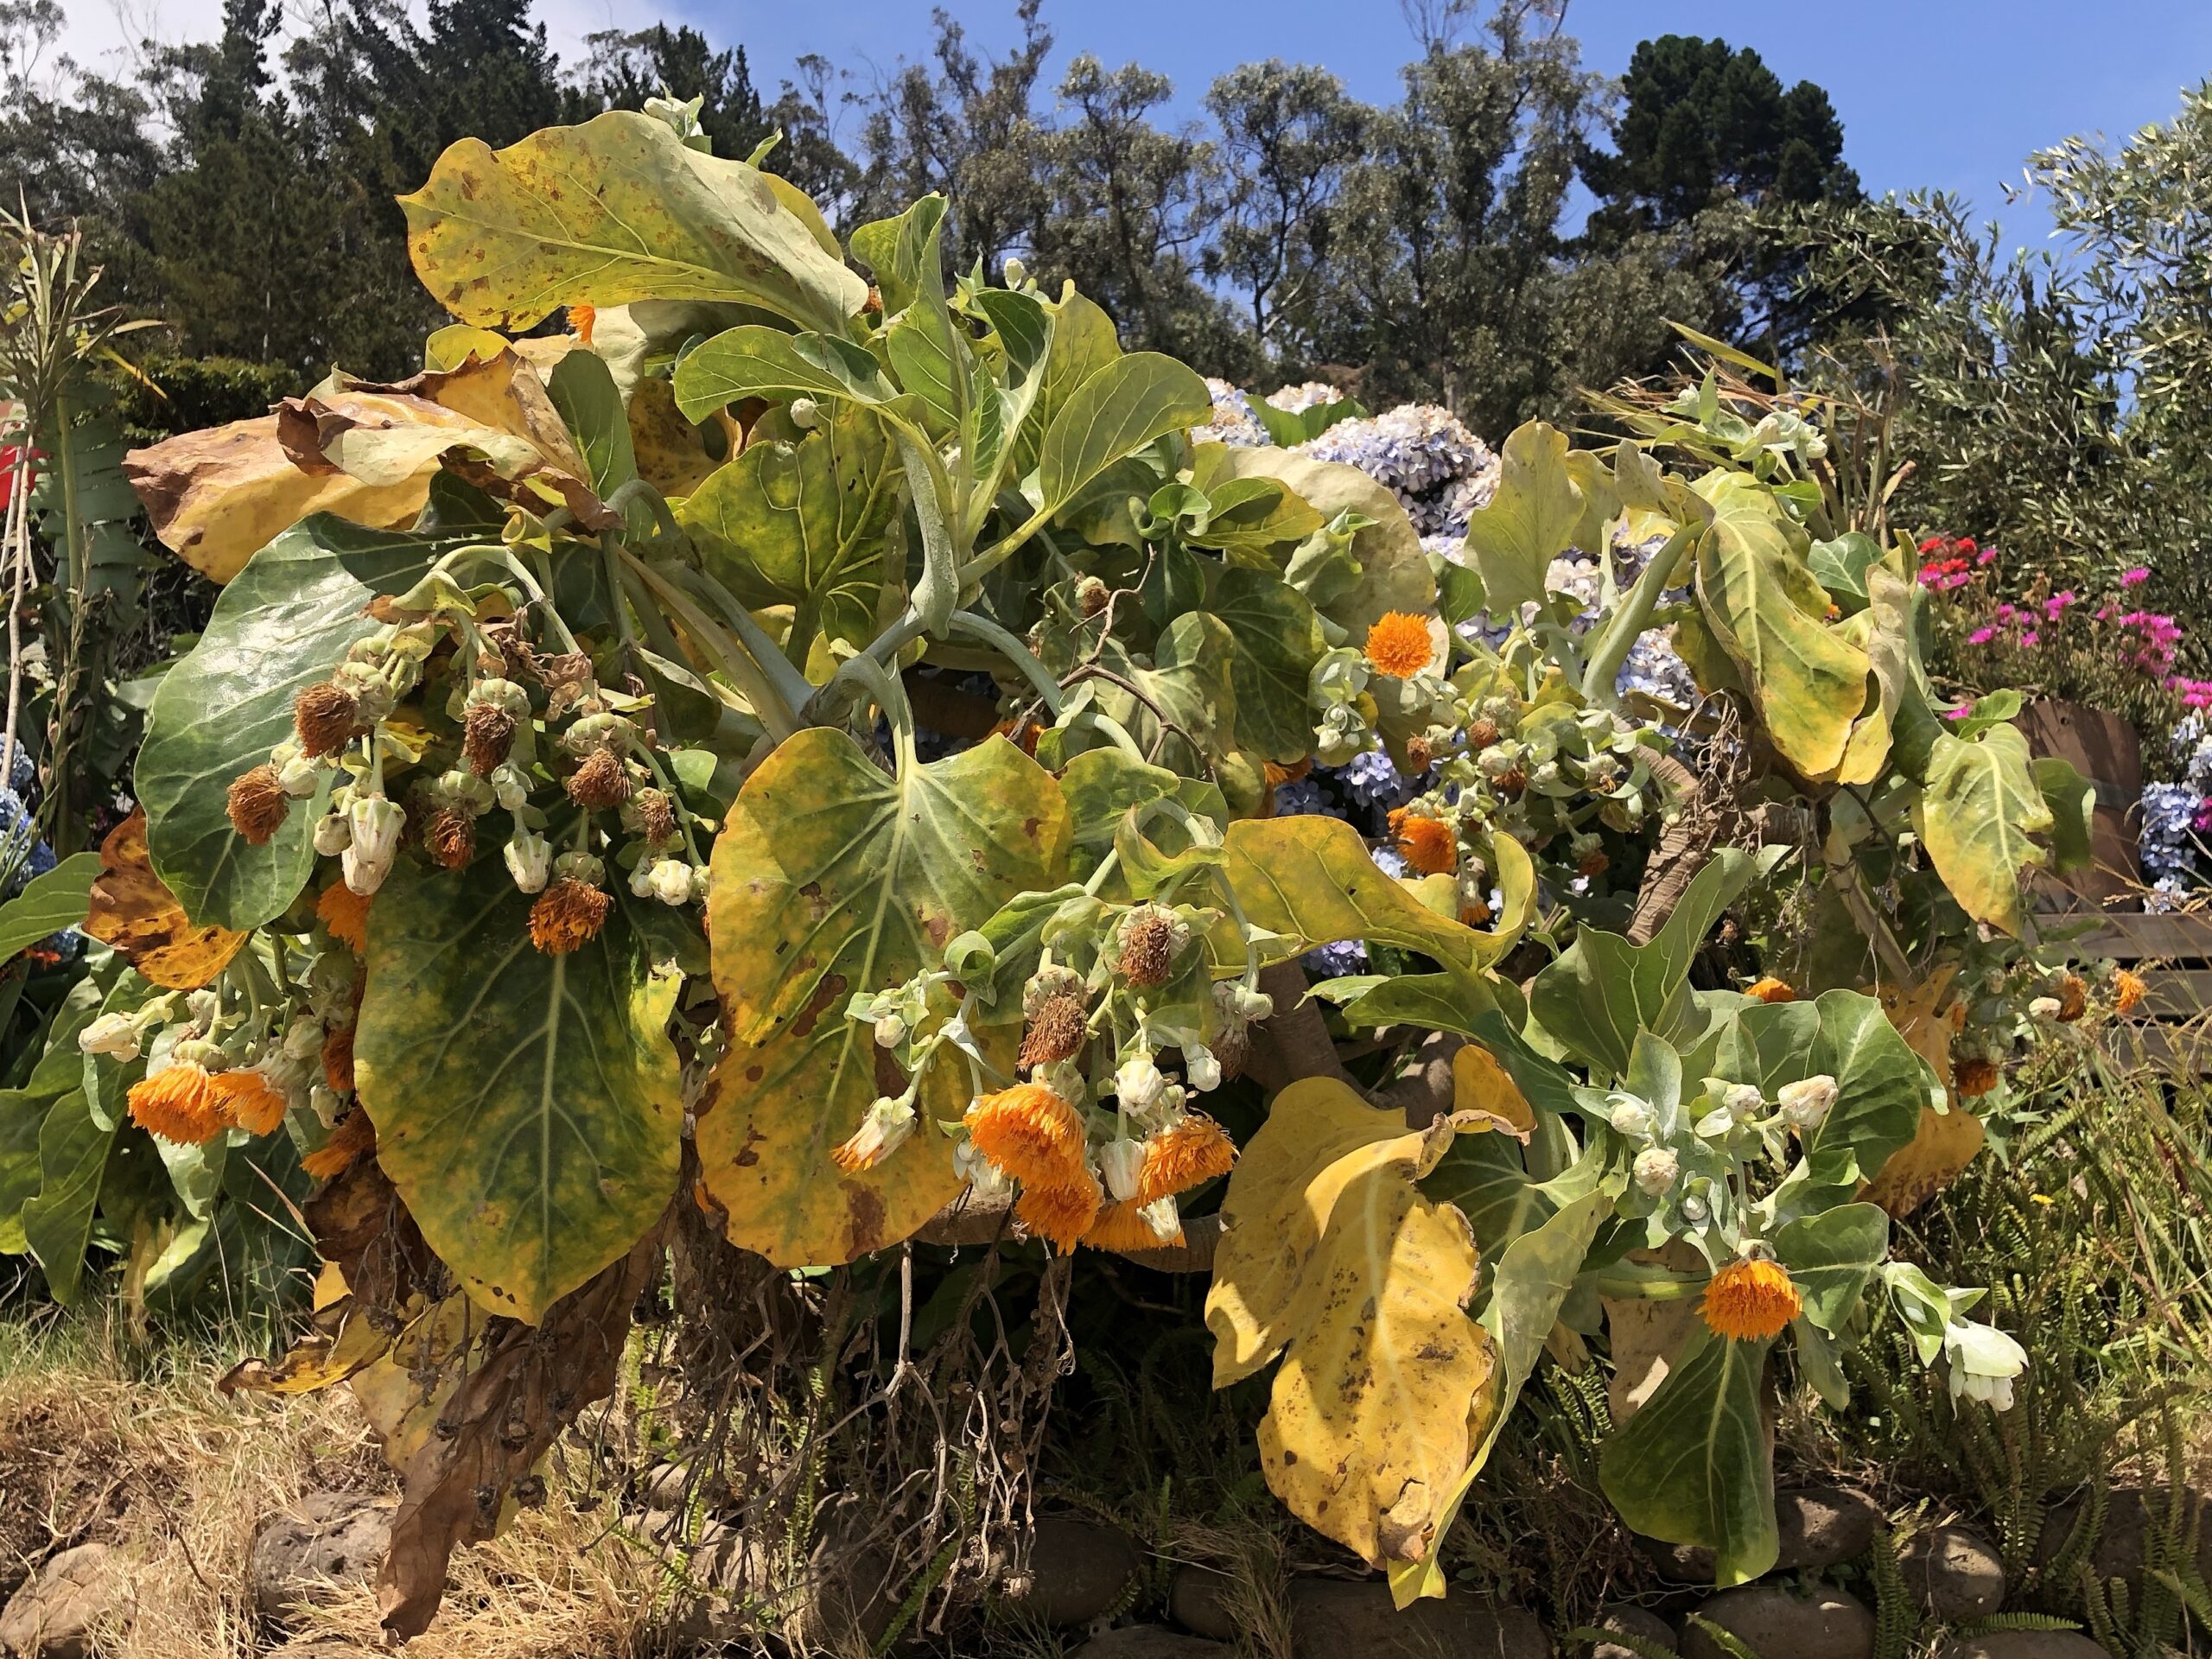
<box><xmin>646</xmin><ymin>859</ymin><xmax>694</xmax><ymax>907</ymax></box>
<box><xmin>1607</xmin><ymin>1095</ymin><xmax>1653</xmax><ymax>1137</ymax></box>
<box><xmin>2029</xmin><ymin>995</ymin><xmax>2063</xmax><ymax>1021</ymax></box>
<box><xmin>310</xmin><ymin>1084</ymin><xmax>342</xmax><ymax>1126</ymax></box>
<box><xmin>312</xmin><ymin>812</ymin><xmax>352</xmax><ymax>856</ymax></box>
<box><xmin>874</xmin><ymin>1013</ymin><xmax>908</xmax><ymax>1049</ymax></box>
<box><xmin>505</xmin><ymin>830</ymin><xmax>551</xmax><ymax>894</ymax></box>
<box><xmin>789</xmin><ymin>396</ymin><xmax>821</xmax><ymax>429</ymax></box>
<box><xmin>1185</xmin><ymin>1044</ymin><xmax>1222</xmax><ymax>1093</ymax></box>
<box><xmin>78</xmin><ymin>1012</ymin><xmax>143</xmax><ymax>1061</ymax></box>
<box><xmin>1944</xmin><ymin>1319</ymin><xmax>2027</xmax><ymax>1411</ymax></box>
<box><xmin>1680</xmin><ymin>1193</ymin><xmax>1709</xmax><ymax>1223</ymax></box>
<box><xmin>1777</xmin><ymin>1074</ymin><xmax>1838</xmax><ymax>1130</ymax></box>
<box><xmin>281</xmin><ymin>1017</ymin><xmax>324</xmax><ymax>1063</ymax></box>
<box><xmin>1723</xmin><ymin>1083</ymin><xmax>1764</xmax><ymax>1121</ymax></box>
<box><xmin>490</xmin><ymin>763</ymin><xmax>530</xmax><ymax>813</ymax></box>
<box><xmin>277</xmin><ymin>753</ymin><xmax>321</xmax><ymax>797</ymax></box>
<box><xmin>1116</xmin><ymin>1056</ymin><xmax>1166</xmax><ymax>1110</ymax></box>
<box><xmin>1632</xmin><ymin>1146</ymin><xmax>1679</xmax><ymax>1196</ymax></box>
<box><xmin>955</xmin><ymin>1136</ymin><xmax>1014</xmax><ymax>1200</ymax></box>
<box><xmin>342</xmin><ymin>795</ymin><xmax>404</xmax><ymax>894</ymax></box>
<box><xmin>1098</xmin><ymin>1137</ymin><xmax>1146</xmax><ymax>1202</ymax></box>
<box><xmin>554</xmin><ymin>851</ymin><xmax>605</xmax><ymax>887</ymax></box>
<box><xmin>1231</xmin><ymin>983</ymin><xmax>1274</xmax><ymax>1021</ymax></box>
<box><xmin>1138</xmin><ymin>1195</ymin><xmax>1181</xmax><ymax>1243</ymax></box>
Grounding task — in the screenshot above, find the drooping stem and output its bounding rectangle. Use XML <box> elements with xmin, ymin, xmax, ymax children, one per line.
<box><xmin>621</xmin><ymin>552</ymin><xmax>799</xmax><ymax>742</ymax></box>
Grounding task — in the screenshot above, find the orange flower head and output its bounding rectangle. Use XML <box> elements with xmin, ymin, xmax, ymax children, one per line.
<box><xmin>2114</xmin><ymin>968</ymin><xmax>2147</xmax><ymax>1015</ymax></box>
<box><xmin>1746</xmin><ymin>976</ymin><xmax>1796</xmax><ymax>1004</ymax></box>
<box><xmin>128</xmin><ymin>1063</ymin><xmax>227</xmax><ymax>1146</ymax></box>
<box><xmin>2056</xmin><ymin>973</ymin><xmax>2088</xmax><ymax>1023</ymax></box>
<box><xmin>1954</xmin><ymin>1056</ymin><xmax>2000</xmax><ymax>1098</ymax></box>
<box><xmin>1578</xmin><ymin>847</ymin><xmax>1610</xmax><ymax>880</ymax></box>
<box><xmin>226</xmin><ymin>765</ymin><xmax>290</xmax><ymax>846</ymax></box>
<box><xmin>1388</xmin><ymin>808</ymin><xmax>1458</xmax><ymax>876</ymax></box>
<box><xmin>966</xmin><ymin>1084</ymin><xmax>1087</xmax><ymax>1190</ymax></box>
<box><xmin>211</xmin><ymin>1067</ymin><xmax>289</xmax><ymax>1136</ymax></box>
<box><xmin>1083</xmin><ymin>1198</ymin><xmax>1185</xmax><ymax>1255</ymax></box>
<box><xmin>1364</xmin><ymin>611</ymin><xmax>1435</xmax><ymax>678</ymax></box>
<box><xmin>1135</xmin><ymin>1115</ymin><xmax>1237</xmax><ymax>1205</ymax></box>
<box><xmin>1459</xmin><ymin>899</ymin><xmax>1492</xmax><ymax>928</ymax></box>
<box><xmin>1699</xmin><ymin>1255</ymin><xmax>1802</xmax><ymax>1342</ymax></box>
<box><xmin>317</xmin><ymin>881</ymin><xmax>372</xmax><ymax>953</ymax></box>
<box><xmin>302</xmin><ymin>1109</ymin><xmax>375</xmax><ymax>1181</ymax></box>
<box><xmin>1015</xmin><ymin>1171</ymin><xmax>1103</xmax><ymax>1254</ymax></box>
<box><xmin>1263</xmin><ymin>757</ymin><xmax>1313</xmax><ymax>788</ymax></box>
<box><xmin>569</xmin><ymin>302</ymin><xmax>596</xmax><ymax>344</ymax></box>
<box><xmin>530</xmin><ymin>878</ymin><xmax>612</xmax><ymax>955</ymax></box>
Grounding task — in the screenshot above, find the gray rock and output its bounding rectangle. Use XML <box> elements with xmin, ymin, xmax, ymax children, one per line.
<box><xmin>1005</xmin><ymin>1517</ymin><xmax>1142</xmax><ymax>1627</ymax></box>
<box><xmin>0</xmin><ymin>1542</ymin><xmax>130</xmax><ymax>1659</ymax></box>
<box><xmin>2037</xmin><ymin>1488</ymin><xmax>2212</xmax><ymax>1594</ymax></box>
<box><xmin>1904</xmin><ymin>1527</ymin><xmax>2005</xmax><ymax>1621</ymax></box>
<box><xmin>1644</xmin><ymin>1490</ymin><xmax>1881</xmax><ymax>1583</ymax></box>
<box><xmin>1168</xmin><ymin>1565</ymin><xmax>1238</xmax><ymax>1642</ymax></box>
<box><xmin>1685</xmin><ymin>1586</ymin><xmax>1875</xmax><ymax>1659</ymax></box>
<box><xmin>1288</xmin><ymin>1577</ymin><xmax>1548</xmax><ymax>1659</ymax></box>
<box><xmin>1072</xmin><ymin>1629</ymin><xmax>1228</xmax><ymax>1658</ymax></box>
<box><xmin>249</xmin><ymin>1493</ymin><xmax>393</xmax><ymax>1625</ymax></box>
<box><xmin>1940</xmin><ymin>1634</ymin><xmax>2109</xmax><ymax>1659</ymax></box>
<box><xmin>639</xmin><ymin>1461</ymin><xmax>691</xmax><ymax>1511</ymax></box>
<box><xmin>1594</xmin><ymin>1602</ymin><xmax>1680</xmax><ymax>1659</ymax></box>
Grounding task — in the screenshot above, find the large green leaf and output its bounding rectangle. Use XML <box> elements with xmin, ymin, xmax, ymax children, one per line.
<box><xmin>546</xmin><ymin>348</ymin><xmax>637</xmax><ymax>499</ymax></box>
<box><xmin>1460</xmin><ymin>422</ymin><xmax>1585</xmax><ymax>617</ymax></box>
<box><xmin>135</xmin><ymin>519</ymin><xmax>450</xmax><ymax>931</ymax></box>
<box><xmin>677</xmin><ymin>403</ymin><xmax>900</xmax><ymax>651</ymax></box>
<box><xmin>1068</xmin><ymin>613</ymin><xmax>1240</xmax><ymax>776</ymax></box>
<box><xmin>0</xmin><ymin>853</ymin><xmax>99</xmax><ymax>963</ymax></box>
<box><xmin>1530</xmin><ymin>849</ymin><xmax>1755</xmax><ymax>1081</ymax></box>
<box><xmin>1033</xmin><ymin>354</ymin><xmax>1211</xmax><ymax>522</ymax></box>
<box><xmin>401</xmin><ymin>111</ymin><xmax>865</xmax><ymax>334</ymax></box>
<box><xmin>672</xmin><ymin>327</ymin><xmax>916</xmax><ymax>423</ymax></box>
<box><xmin>1599</xmin><ymin>1324</ymin><xmax>1777</xmax><ymax>1585</ymax></box>
<box><xmin>2033</xmin><ymin>755</ymin><xmax>2095</xmax><ymax>874</ymax></box>
<box><xmin>1694</xmin><ymin>474</ymin><xmax>1871</xmax><ymax>780</ymax></box>
<box><xmin>19</xmin><ymin>1088</ymin><xmax>112</xmax><ymax>1305</ymax></box>
<box><xmin>1913</xmin><ymin>723</ymin><xmax>2052</xmax><ymax>937</ymax></box>
<box><xmin>1717</xmin><ymin>989</ymin><xmax>1933</xmax><ymax>1198</ymax></box>
<box><xmin>1210</xmin><ymin>568</ymin><xmax>1328</xmax><ymax>764</ymax></box>
<box><xmin>1208</xmin><ymin>447</ymin><xmax>1434</xmax><ymax>638</ymax></box>
<box><xmin>355</xmin><ymin>858</ymin><xmax>684</xmax><ymax>1323</ymax></box>
<box><xmin>699</xmin><ymin>730</ymin><xmax>1071</xmax><ymax>1266</ymax></box>
<box><xmin>1772</xmin><ymin>1202</ymin><xmax>1889</xmax><ymax>1332</ymax></box>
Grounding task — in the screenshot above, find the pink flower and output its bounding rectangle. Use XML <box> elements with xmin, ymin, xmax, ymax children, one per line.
<box><xmin>2044</xmin><ymin>591</ymin><xmax>2077</xmax><ymax>620</ymax></box>
<box><xmin>1944</xmin><ymin>706</ymin><xmax>1972</xmax><ymax>721</ymax></box>
<box><xmin>1968</xmin><ymin>626</ymin><xmax>1997</xmax><ymax>644</ymax></box>
<box><xmin>1976</xmin><ymin>548</ymin><xmax>1998</xmax><ymax>567</ymax></box>
<box><xmin>2122</xmin><ymin>567</ymin><xmax>2151</xmax><ymax>587</ymax></box>
<box><xmin>2021</xmin><ymin>632</ymin><xmax>2041</xmax><ymax>646</ymax></box>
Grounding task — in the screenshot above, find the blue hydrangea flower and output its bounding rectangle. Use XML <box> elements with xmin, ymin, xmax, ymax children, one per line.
<box><xmin>1304</xmin><ymin>939</ymin><xmax>1369</xmax><ymax>978</ymax></box>
<box><xmin>1272</xmin><ymin>779</ymin><xmax>1343</xmax><ymax>820</ymax></box>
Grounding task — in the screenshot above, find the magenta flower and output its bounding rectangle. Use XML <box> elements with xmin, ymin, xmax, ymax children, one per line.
<box><xmin>2021</xmin><ymin>631</ymin><xmax>2041</xmax><ymax>646</ymax></box>
<box><xmin>2122</xmin><ymin>567</ymin><xmax>2151</xmax><ymax>587</ymax></box>
<box><xmin>1968</xmin><ymin>626</ymin><xmax>1997</xmax><ymax>644</ymax></box>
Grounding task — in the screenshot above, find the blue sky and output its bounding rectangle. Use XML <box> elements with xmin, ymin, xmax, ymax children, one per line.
<box><xmin>59</xmin><ymin>0</ymin><xmax>2212</xmax><ymax>244</ymax></box>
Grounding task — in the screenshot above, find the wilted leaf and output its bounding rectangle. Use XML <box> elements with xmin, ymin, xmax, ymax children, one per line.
<box><xmin>699</xmin><ymin>730</ymin><xmax>1070</xmax><ymax>1267</ymax></box>
<box><xmin>355</xmin><ymin>858</ymin><xmax>684</xmax><ymax>1324</ymax></box>
<box><xmin>627</xmin><ymin>376</ymin><xmax>725</xmax><ymax>497</ymax></box>
<box><xmin>402</xmin><ymin>111</ymin><xmax>865</xmax><ymax>335</ymax></box>
<box><xmin>1913</xmin><ymin>723</ymin><xmax>2052</xmax><ymax>937</ymax></box>
<box><xmin>677</xmin><ymin>402</ymin><xmax>899</xmax><ymax>652</ymax></box>
<box><xmin>375</xmin><ymin>1220</ymin><xmax>665</xmax><ymax>1639</ymax></box>
<box><xmin>125</xmin><ymin>417</ymin><xmax>430</xmax><ymax>584</ymax></box>
<box><xmin>83</xmin><ymin>810</ymin><xmax>245</xmax><ymax>989</ymax></box>
<box><xmin>1694</xmin><ymin>474</ymin><xmax>1871</xmax><ymax>780</ymax></box>
<box><xmin>135</xmin><ymin>520</ymin><xmax>452</xmax><ymax>931</ymax></box>
<box><xmin>1861</xmin><ymin>969</ymin><xmax>1982</xmax><ymax>1217</ymax></box>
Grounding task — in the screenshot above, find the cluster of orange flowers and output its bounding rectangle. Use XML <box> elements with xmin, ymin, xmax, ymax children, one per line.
<box><xmin>963</xmin><ymin>1084</ymin><xmax>1236</xmax><ymax>1254</ymax></box>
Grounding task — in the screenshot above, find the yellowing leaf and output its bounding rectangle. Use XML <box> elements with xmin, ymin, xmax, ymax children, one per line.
<box><xmin>1258</xmin><ymin>1160</ymin><xmax>1497</xmax><ymax>1567</ymax></box>
<box><xmin>1207</xmin><ymin>1078</ymin><xmax>1496</xmax><ymax>1568</ymax></box>
<box><xmin>1863</xmin><ymin>968</ymin><xmax>1984</xmax><ymax>1217</ymax></box>
<box><xmin>1461</xmin><ymin>422</ymin><xmax>1585</xmax><ymax>616</ymax></box>
<box><xmin>1694</xmin><ymin>473</ymin><xmax>1872</xmax><ymax>780</ymax></box>
<box><xmin>698</xmin><ymin>731</ymin><xmax>1071</xmax><ymax>1266</ymax></box>
<box><xmin>1452</xmin><ymin>1044</ymin><xmax>1534</xmax><ymax>1135</ymax></box>
<box><xmin>1913</xmin><ymin>724</ymin><xmax>2053</xmax><ymax>937</ymax></box>
<box><xmin>401</xmin><ymin>111</ymin><xmax>866</xmax><ymax>335</ymax></box>
<box><xmin>1222</xmin><ymin>815</ymin><xmax>1515</xmax><ymax>976</ymax></box>
<box><xmin>125</xmin><ymin>416</ymin><xmax>429</xmax><ymax>583</ymax></box>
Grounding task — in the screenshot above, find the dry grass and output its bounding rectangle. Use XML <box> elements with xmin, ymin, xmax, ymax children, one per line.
<box><xmin>0</xmin><ymin>1309</ymin><xmax>671</xmax><ymax>1658</ymax></box>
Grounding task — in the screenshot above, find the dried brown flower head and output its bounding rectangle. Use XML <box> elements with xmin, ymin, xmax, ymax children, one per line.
<box><xmin>422</xmin><ymin>804</ymin><xmax>475</xmax><ymax>871</ymax></box>
<box><xmin>293</xmin><ymin>681</ymin><xmax>360</xmax><ymax>758</ymax></box>
<box><xmin>1118</xmin><ymin>912</ymin><xmax>1176</xmax><ymax>988</ymax></box>
<box><xmin>462</xmin><ymin>701</ymin><xmax>517</xmax><ymax>774</ymax></box>
<box><xmin>565</xmin><ymin>747</ymin><xmax>631</xmax><ymax>811</ymax></box>
<box><xmin>1468</xmin><ymin>717</ymin><xmax>1501</xmax><ymax>749</ymax></box>
<box><xmin>226</xmin><ymin>765</ymin><xmax>290</xmax><ymax>845</ymax></box>
<box><xmin>1020</xmin><ymin>992</ymin><xmax>1090</xmax><ymax>1070</ymax></box>
<box><xmin>633</xmin><ymin>786</ymin><xmax>677</xmax><ymax>846</ymax></box>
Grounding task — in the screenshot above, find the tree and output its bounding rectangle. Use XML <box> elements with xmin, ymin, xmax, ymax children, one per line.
<box><xmin>1205</xmin><ymin>60</ymin><xmax>1367</xmax><ymax>354</ymax></box>
<box><xmin>570</xmin><ymin>25</ymin><xmax>769</xmax><ymax>161</ymax></box>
